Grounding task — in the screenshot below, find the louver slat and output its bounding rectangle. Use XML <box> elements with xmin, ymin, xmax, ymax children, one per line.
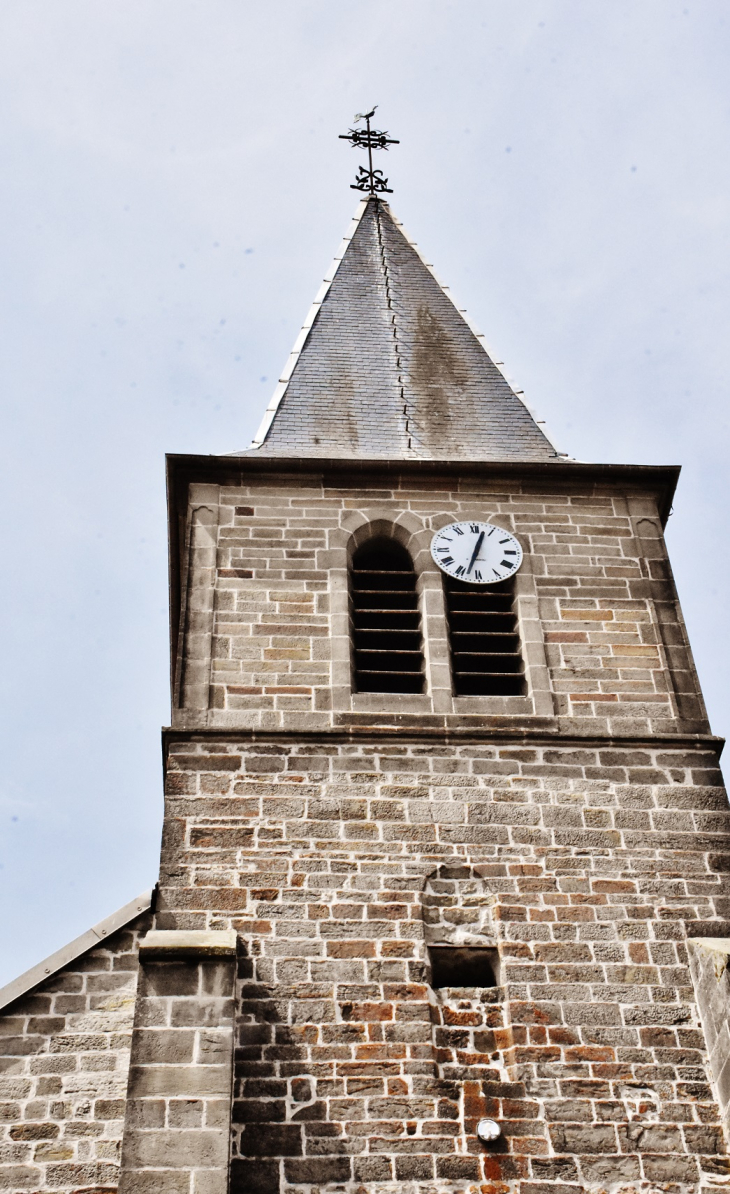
<box><xmin>350</xmin><ymin>541</ymin><xmax>424</xmax><ymax>694</ymax></box>
<box><xmin>445</xmin><ymin>577</ymin><xmax>526</xmax><ymax>696</ymax></box>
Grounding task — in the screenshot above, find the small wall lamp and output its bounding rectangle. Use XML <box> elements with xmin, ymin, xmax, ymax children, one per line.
<box><xmin>476</xmin><ymin>1119</ymin><xmax>502</xmax><ymax>1144</ymax></box>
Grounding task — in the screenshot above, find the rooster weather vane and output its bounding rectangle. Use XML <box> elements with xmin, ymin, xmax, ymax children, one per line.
<box><xmin>339</xmin><ymin>107</ymin><xmax>399</xmax><ymax>194</ymax></box>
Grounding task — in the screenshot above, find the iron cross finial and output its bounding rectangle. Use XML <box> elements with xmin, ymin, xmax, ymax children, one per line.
<box><xmin>339</xmin><ymin>108</ymin><xmax>399</xmax><ymax>195</ymax></box>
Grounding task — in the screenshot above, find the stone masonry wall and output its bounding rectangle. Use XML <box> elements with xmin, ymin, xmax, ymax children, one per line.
<box><xmin>158</xmin><ymin>734</ymin><xmax>730</xmax><ymax>1194</ymax></box>
<box><xmin>174</xmin><ymin>469</ymin><xmax>706</xmax><ymax>736</ymax></box>
<box><xmin>0</xmin><ymin>910</ymin><xmax>151</xmax><ymax>1194</ymax></box>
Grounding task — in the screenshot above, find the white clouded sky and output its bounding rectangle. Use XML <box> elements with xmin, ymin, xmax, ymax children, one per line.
<box><xmin>1</xmin><ymin>0</ymin><xmax>729</xmax><ymax>983</ymax></box>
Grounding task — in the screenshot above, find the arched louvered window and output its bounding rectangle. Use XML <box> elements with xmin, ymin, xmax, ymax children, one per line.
<box><xmin>350</xmin><ymin>538</ymin><xmax>424</xmax><ymax>694</ymax></box>
<box><xmin>444</xmin><ymin>576</ymin><xmax>526</xmax><ymax>696</ymax></box>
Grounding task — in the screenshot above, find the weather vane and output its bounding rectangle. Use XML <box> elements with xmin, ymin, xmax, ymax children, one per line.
<box><xmin>339</xmin><ymin>107</ymin><xmax>399</xmax><ymax>195</ymax></box>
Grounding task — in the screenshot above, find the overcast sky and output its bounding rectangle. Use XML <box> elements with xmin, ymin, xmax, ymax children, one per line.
<box><xmin>1</xmin><ymin>0</ymin><xmax>729</xmax><ymax>985</ymax></box>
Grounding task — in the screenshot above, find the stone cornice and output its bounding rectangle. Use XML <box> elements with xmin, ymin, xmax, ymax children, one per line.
<box><xmin>161</xmin><ymin>725</ymin><xmax>724</xmax><ymax>758</ymax></box>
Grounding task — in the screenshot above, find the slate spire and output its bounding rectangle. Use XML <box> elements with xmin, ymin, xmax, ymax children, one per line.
<box><xmin>244</xmin><ymin>196</ymin><xmax>561</xmax><ymax>461</ymax></box>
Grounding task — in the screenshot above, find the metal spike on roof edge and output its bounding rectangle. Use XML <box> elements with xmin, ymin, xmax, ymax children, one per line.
<box><xmin>248</xmin><ymin>194</ymin><xmax>568</xmax><ymax>459</ymax></box>
<box><xmin>248</xmin><ymin>197</ymin><xmax>371</xmax><ymax>450</ymax></box>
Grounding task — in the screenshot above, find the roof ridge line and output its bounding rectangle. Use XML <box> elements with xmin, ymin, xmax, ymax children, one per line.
<box><xmin>386</xmin><ymin>208</ymin><xmax>569</xmax><ymax>460</ymax></box>
<box><xmin>373</xmin><ymin>201</ymin><xmax>426</xmax><ymax>458</ymax></box>
<box><xmin>248</xmin><ymin>198</ymin><xmax>371</xmax><ymax>451</ymax></box>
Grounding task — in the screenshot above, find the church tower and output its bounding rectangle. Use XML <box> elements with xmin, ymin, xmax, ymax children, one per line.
<box><xmin>2</xmin><ymin>136</ymin><xmax>730</xmax><ymax>1194</ymax></box>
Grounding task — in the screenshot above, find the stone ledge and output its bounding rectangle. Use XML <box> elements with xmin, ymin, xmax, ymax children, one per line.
<box><xmin>162</xmin><ymin>725</ymin><xmax>724</xmax><ymax>751</ymax></box>
<box><xmin>139</xmin><ymin>930</ymin><xmax>237</xmax><ymax>958</ymax></box>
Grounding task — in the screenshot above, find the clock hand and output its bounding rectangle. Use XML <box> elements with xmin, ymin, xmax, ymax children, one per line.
<box><xmin>466</xmin><ymin>530</ymin><xmax>485</xmax><ymax>575</ymax></box>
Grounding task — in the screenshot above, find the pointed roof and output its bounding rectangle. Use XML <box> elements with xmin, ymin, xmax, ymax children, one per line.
<box><xmin>242</xmin><ymin>196</ymin><xmax>562</xmax><ymax>461</ymax></box>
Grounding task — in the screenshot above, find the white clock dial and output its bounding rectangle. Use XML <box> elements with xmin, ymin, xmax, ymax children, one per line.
<box><xmin>430</xmin><ymin>521</ymin><xmax>523</xmax><ymax>585</ymax></box>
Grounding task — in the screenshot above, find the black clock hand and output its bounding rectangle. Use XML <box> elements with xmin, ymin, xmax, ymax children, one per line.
<box><xmin>466</xmin><ymin>530</ymin><xmax>485</xmax><ymax>575</ymax></box>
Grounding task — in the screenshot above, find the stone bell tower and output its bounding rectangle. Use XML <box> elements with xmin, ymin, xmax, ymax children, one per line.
<box><xmin>123</xmin><ymin>186</ymin><xmax>730</xmax><ymax>1194</ymax></box>
<box><xmin>3</xmin><ymin>171</ymin><xmax>730</xmax><ymax>1194</ymax></box>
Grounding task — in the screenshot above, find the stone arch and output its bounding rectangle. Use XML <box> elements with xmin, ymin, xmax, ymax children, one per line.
<box><xmin>635</xmin><ymin>516</ymin><xmax>662</xmax><ymax>538</ymax></box>
<box><xmin>421</xmin><ymin>863</ymin><xmax>510</xmax><ymax>1125</ymax></box>
<box><xmin>421</xmin><ymin>863</ymin><xmax>499</xmax><ymax>948</ymax></box>
<box><xmin>332</xmin><ymin>507</ymin><xmax>434</xmax><ymax>579</ymax></box>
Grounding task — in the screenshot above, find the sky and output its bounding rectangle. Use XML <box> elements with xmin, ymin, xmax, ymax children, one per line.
<box><xmin>1</xmin><ymin>0</ymin><xmax>729</xmax><ymax>985</ymax></box>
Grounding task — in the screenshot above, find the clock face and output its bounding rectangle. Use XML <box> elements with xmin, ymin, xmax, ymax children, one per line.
<box><xmin>431</xmin><ymin>521</ymin><xmax>523</xmax><ymax>585</ymax></box>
